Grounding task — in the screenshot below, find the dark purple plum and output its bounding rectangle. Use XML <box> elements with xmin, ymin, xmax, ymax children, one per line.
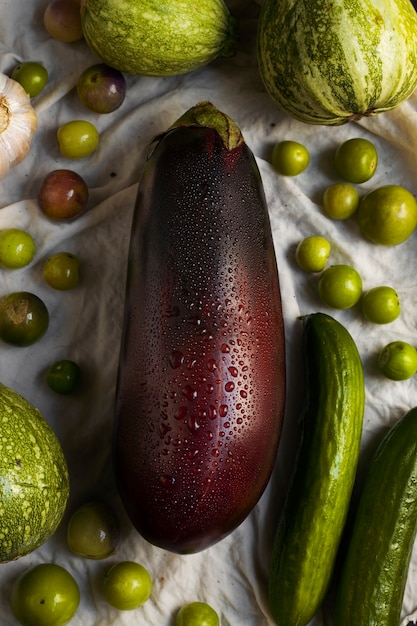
<box><xmin>44</xmin><ymin>0</ymin><xmax>83</xmax><ymax>43</ymax></box>
<box><xmin>38</xmin><ymin>169</ymin><xmax>89</xmax><ymax>221</ymax></box>
<box><xmin>76</xmin><ymin>64</ymin><xmax>126</xmax><ymax>114</ymax></box>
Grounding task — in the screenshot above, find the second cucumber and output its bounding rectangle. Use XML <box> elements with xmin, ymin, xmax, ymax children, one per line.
<box><xmin>334</xmin><ymin>405</ymin><xmax>417</xmax><ymax>626</ymax></box>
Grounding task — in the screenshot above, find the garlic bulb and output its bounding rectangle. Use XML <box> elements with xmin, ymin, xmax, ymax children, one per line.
<box><xmin>0</xmin><ymin>73</ymin><xmax>38</xmax><ymax>179</ymax></box>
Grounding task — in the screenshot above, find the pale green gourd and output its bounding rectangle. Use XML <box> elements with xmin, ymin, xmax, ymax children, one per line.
<box><xmin>0</xmin><ymin>383</ymin><xmax>69</xmax><ymax>562</ymax></box>
<box><xmin>80</xmin><ymin>0</ymin><xmax>238</xmax><ymax>77</ymax></box>
<box><xmin>257</xmin><ymin>0</ymin><xmax>417</xmax><ymax>125</ymax></box>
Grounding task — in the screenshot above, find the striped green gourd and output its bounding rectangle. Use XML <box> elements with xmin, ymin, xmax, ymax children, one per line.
<box><xmin>80</xmin><ymin>0</ymin><xmax>238</xmax><ymax>77</ymax></box>
<box><xmin>257</xmin><ymin>0</ymin><xmax>417</xmax><ymax>125</ymax></box>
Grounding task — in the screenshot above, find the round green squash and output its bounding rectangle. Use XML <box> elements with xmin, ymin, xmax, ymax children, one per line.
<box><xmin>257</xmin><ymin>0</ymin><xmax>417</xmax><ymax>125</ymax></box>
<box><xmin>80</xmin><ymin>0</ymin><xmax>238</xmax><ymax>77</ymax></box>
<box><xmin>0</xmin><ymin>383</ymin><xmax>69</xmax><ymax>562</ymax></box>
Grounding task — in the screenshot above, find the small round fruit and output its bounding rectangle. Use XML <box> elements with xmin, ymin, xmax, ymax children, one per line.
<box><xmin>176</xmin><ymin>602</ymin><xmax>220</xmax><ymax>626</ymax></box>
<box><xmin>67</xmin><ymin>501</ymin><xmax>120</xmax><ymax>558</ymax></box>
<box><xmin>322</xmin><ymin>183</ymin><xmax>360</xmax><ymax>220</ymax></box>
<box><xmin>0</xmin><ymin>292</ymin><xmax>49</xmax><ymax>346</ymax></box>
<box><xmin>11</xmin><ymin>62</ymin><xmax>48</xmax><ymax>98</ymax></box>
<box><xmin>76</xmin><ymin>64</ymin><xmax>126</xmax><ymax>113</ymax></box>
<box><xmin>38</xmin><ymin>169</ymin><xmax>89</xmax><ymax>221</ymax></box>
<box><xmin>47</xmin><ymin>359</ymin><xmax>82</xmax><ymax>395</ymax></box>
<box><xmin>357</xmin><ymin>185</ymin><xmax>417</xmax><ymax>246</ymax></box>
<box><xmin>271</xmin><ymin>140</ymin><xmax>310</xmax><ymax>176</ymax></box>
<box><xmin>43</xmin><ymin>253</ymin><xmax>80</xmax><ymax>290</ymax></box>
<box><xmin>318</xmin><ymin>264</ymin><xmax>362</xmax><ymax>309</ymax></box>
<box><xmin>57</xmin><ymin>120</ymin><xmax>99</xmax><ymax>159</ymax></box>
<box><xmin>361</xmin><ymin>286</ymin><xmax>401</xmax><ymax>324</ymax></box>
<box><xmin>334</xmin><ymin>137</ymin><xmax>378</xmax><ymax>183</ymax></box>
<box><xmin>102</xmin><ymin>561</ymin><xmax>152</xmax><ymax>610</ymax></box>
<box><xmin>377</xmin><ymin>341</ymin><xmax>417</xmax><ymax>381</ymax></box>
<box><xmin>295</xmin><ymin>236</ymin><xmax>331</xmax><ymax>272</ymax></box>
<box><xmin>0</xmin><ymin>228</ymin><xmax>36</xmax><ymax>268</ymax></box>
<box><xmin>10</xmin><ymin>563</ymin><xmax>80</xmax><ymax>626</ymax></box>
<box><xmin>44</xmin><ymin>0</ymin><xmax>83</xmax><ymax>43</ymax></box>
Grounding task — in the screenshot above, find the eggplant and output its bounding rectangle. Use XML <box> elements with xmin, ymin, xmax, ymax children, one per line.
<box><xmin>114</xmin><ymin>101</ymin><xmax>286</xmax><ymax>554</ymax></box>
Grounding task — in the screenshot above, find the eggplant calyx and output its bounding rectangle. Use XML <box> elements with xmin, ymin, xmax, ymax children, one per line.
<box><xmin>161</xmin><ymin>101</ymin><xmax>244</xmax><ymax>152</ymax></box>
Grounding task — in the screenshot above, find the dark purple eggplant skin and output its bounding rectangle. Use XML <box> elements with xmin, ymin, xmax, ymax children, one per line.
<box><xmin>114</xmin><ymin>105</ymin><xmax>286</xmax><ymax>554</ymax></box>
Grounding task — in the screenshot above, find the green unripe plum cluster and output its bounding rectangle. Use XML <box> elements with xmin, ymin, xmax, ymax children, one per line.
<box><xmin>10</xmin><ymin>495</ymin><xmax>220</xmax><ymax>624</ymax></box>
<box><xmin>272</xmin><ymin>136</ymin><xmax>417</xmax><ymax>245</ymax></box>
<box><xmin>286</xmin><ymin>136</ymin><xmax>416</xmax><ymax>382</ymax></box>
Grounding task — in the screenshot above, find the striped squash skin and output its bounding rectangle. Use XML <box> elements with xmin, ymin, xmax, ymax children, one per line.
<box><xmin>80</xmin><ymin>0</ymin><xmax>238</xmax><ymax>77</ymax></box>
<box><xmin>257</xmin><ymin>0</ymin><xmax>417</xmax><ymax>125</ymax></box>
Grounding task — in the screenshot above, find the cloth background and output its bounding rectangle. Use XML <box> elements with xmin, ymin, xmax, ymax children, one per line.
<box><xmin>1</xmin><ymin>0</ymin><xmax>417</xmax><ymax>624</ymax></box>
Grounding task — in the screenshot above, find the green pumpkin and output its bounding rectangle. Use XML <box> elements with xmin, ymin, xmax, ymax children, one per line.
<box><xmin>257</xmin><ymin>0</ymin><xmax>417</xmax><ymax>125</ymax></box>
<box><xmin>0</xmin><ymin>383</ymin><xmax>69</xmax><ymax>562</ymax></box>
<box><xmin>80</xmin><ymin>0</ymin><xmax>238</xmax><ymax>77</ymax></box>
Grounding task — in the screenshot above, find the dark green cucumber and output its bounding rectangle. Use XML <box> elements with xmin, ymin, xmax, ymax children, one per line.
<box><xmin>334</xmin><ymin>406</ymin><xmax>417</xmax><ymax>626</ymax></box>
<box><xmin>268</xmin><ymin>312</ymin><xmax>365</xmax><ymax>626</ymax></box>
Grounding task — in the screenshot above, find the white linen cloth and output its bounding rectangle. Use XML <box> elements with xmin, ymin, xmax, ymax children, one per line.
<box><xmin>1</xmin><ymin>0</ymin><xmax>417</xmax><ymax>624</ymax></box>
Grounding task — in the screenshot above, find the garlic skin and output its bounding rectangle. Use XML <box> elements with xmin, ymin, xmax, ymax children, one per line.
<box><xmin>0</xmin><ymin>73</ymin><xmax>38</xmax><ymax>179</ymax></box>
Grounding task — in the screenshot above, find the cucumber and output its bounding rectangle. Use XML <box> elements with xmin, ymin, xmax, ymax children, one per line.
<box><xmin>334</xmin><ymin>406</ymin><xmax>417</xmax><ymax>626</ymax></box>
<box><xmin>268</xmin><ymin>312</ymin><xmax>365</xmax><ymax>626</ymax></box>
